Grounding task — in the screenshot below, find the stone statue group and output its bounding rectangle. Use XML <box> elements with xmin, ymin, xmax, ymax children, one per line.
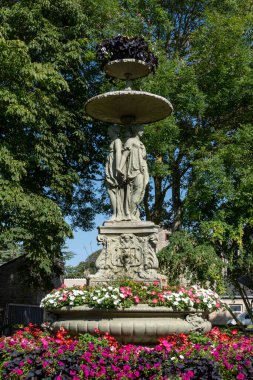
<box><xmin>106</xmin><ymin>125</ymin><xmax>149</xmax><ymax>221</ymax></box>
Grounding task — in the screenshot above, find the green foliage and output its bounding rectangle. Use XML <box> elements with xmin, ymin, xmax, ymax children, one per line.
<box><xmin>103</xmin><ymin>1</ymin><xmax>253</xmax><ymax>297</ymax></box>
<box><xmin>185</xmin><ymin>122</ymin><xmax>253</xmax><ymax>283</ymax></box>
<box><xmin>0</xmin><ymin>0</ymin><xmax>120</xmax><ymax>283</ymax></box>
<box><xmin>1</xmin><ymin>0</ymin><xmax>252</xmax><ymax>294</ymax></box>
<box><xmin>77</xmin><ymin>333</ymin><xmax>110</xmax><ymax>348</ymax></box>
<box><xmin>65</xmin><ymin>261</ymin><xmax>86</xmax><ymax>278</ymax></box>
<box><xmin>158</xmin><ymin>231</ymin><xmax>225</xmax><ymax>293</ymax></box>
<box><xmin>64</xmin><ymin>250</ymin><xmax>100</xmax><ymax>277</ymax></box>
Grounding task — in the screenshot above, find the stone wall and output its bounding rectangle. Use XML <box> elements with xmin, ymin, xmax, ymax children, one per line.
<box><xmin>64</xmin><ymin>278</ymin><xmax>87</xmax><ymax>287</ymax></box>
<box><xmin>157</xmin><ymin>229</ymin><xmax>170</xmax><ymax>252</ymax></box>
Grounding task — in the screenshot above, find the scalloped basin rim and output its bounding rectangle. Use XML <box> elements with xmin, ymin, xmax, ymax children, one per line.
<box><xmin>46</xmin><ymin>304</ymin><xmax>208</xmax><ymax>313</ymax></box>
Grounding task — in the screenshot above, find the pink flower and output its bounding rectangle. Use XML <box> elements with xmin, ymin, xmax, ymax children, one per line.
<box><xmin>153</xmin><ymin>298</ymin><xmax>158</xmax><ymax>304</ymax></box>
<box><xmin>134</xmin><ymin>295</ymin><xmax>140</xmax><ymax>303</ymax></box>
<box><xmin>182</xmin><ymin>370</ymin><xmax>195</xmax><ymax>380</ymax></box>
<box><xmin>12</xmin><ymin>369</ymin><xmax>23</xmax><ymax>376</ymax></box>
<box><xmin>237</xmin><ymin>374</ymin><xmax>245</xmax><ymax>379</ymax></box>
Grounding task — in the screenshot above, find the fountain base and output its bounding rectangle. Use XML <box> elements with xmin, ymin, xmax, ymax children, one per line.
<box><xmin>50</xmin><ymin>305</ymin><xmax>212</xmax><ymax>343</ymax></box>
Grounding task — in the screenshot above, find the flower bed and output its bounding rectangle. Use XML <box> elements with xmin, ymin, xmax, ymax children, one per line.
<box><xmin>40</xmin><ymin>281</ymin><xmax>222</xmax><ymax>313</ymax></box>
<box><xmin>1</xmin><ymin>324</ymin><xmax>253</xmax><ymax>379</ymax></box>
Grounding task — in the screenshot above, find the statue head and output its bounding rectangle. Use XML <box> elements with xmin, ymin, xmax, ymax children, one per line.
<box><xmin>131</xmin><ymin>125</ymin><xmax>144</xmax><ymax>137</ymax></box>
<box><xmin>107</xmin><ymin>125</ymin><xmax>121</xmax><ymax>139</ymax></box>
<box><xmin>124</xmin><ymin>128</ymin><xmax>132</xmax><ymax>142</ymax></box>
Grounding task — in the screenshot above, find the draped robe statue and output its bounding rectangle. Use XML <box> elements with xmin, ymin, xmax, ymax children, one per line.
<box><xmin>119</xmin><ymin>125</ymin><xmax>149</xmax><ymax>221</ymax></box>
<box><xmin>105</xmin><ymin>125</ymin><xmax>124</xmax><ymax>221</ymax></box>
<box><xmin>106</xmin><ymin>125</ymin><xmax>149</xmax><ymax>221</ymax></box>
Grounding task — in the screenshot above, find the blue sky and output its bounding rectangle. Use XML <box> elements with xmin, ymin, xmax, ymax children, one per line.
<box><xmin>65</xmin><ymin>214</ymin><xmax>106</xmax><ymax>266</ymax></box>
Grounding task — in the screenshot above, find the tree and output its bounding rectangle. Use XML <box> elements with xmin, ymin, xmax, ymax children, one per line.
<box><xmin>97</xmin><ymin>1</ymin><xmax>253</xmax><ymax>298</ymax></box>
<box><xmin>0</xmin><ymin>0</ymin><xmax>120</xmax><ymax>283</ymax></box>
<box><xmin>64</xmin><ymin>250</ymin><xmax>100</xmax><ymax>278</ymax></box>
<box><xmin>157</xmin><ymin>231</ymin><xmax>224</xmax><ymax>292</ymax></box>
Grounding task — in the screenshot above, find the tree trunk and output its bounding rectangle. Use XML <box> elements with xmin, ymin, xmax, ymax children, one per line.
<box><xmin>171</xmin><ymin>159</ymin><xmax>182</xmax><ymax>231</ymax></box>
<box><xmin>152</xmin><ymin>175</ymin><xmax>165</xmax><ymax>225</ymax></box>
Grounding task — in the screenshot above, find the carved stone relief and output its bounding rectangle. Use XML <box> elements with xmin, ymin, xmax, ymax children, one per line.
<box><xmin>186</xmin><ymin>313</ymin><xmax>208</xmax><ymax>333</ymax></box>
<box><xmin>91</xmin><ymin>231</ymin><xmax>162</xmax><ymax>282</ymax></box>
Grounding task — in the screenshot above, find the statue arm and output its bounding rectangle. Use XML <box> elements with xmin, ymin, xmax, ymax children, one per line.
<box><xmin>114</xmin><ymin>138</ymin><xmax>122</xmax><ymax>171</ymax></box>
<box><xmin>118</xmin><ymin>149</ymin><xmax>130</xmax><ymax>174</ymax></box>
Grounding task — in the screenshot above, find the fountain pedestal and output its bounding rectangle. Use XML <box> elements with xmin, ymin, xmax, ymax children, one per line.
<box><xmin>88</xmin><ymin>221</ymin><xmax>167</xmax><ymax>286</ymax></box>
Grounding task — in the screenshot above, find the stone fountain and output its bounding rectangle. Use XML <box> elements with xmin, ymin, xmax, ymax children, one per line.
<box><xmin>85</xmin><ymin>58</ymin><xmax>172</xmax><ymax>287</ymax></box>
<box><xmin>50</xmin><ymin>47</ymin><xmax>212</xmax><ymax>342</ymax></box>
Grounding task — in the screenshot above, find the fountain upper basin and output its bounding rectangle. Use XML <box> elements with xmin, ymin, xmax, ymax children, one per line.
<box><xmin>85</xmin><ymin>90</ymin><xmax>173</xmax><ymax>125</ymax></box>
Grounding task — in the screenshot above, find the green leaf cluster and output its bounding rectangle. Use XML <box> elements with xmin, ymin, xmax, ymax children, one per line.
<box><xmin>0</xmin><ymin>0</ymin><xmax>121</xmax><ymax>283</ymax></box>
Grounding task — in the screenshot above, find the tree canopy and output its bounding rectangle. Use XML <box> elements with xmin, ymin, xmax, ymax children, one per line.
<box><xmin>105</xmin><ymin>0</ymin><xmax>253</xmax><ymax>291</ymax></box>
<box><xmin>1</xmin><ymin>0</ymin><xmax>252</xmax><ymax>291</ymax></box>
<box><xmin>0</xmin><ymin>0</ymin><xmax>120</xmax><ymax>282</ymax></box>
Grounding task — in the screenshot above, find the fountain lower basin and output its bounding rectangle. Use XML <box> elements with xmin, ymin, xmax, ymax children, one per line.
<box><xmin>50</xmin><ymin>304</ymin><xmax>211</xmax><ymax>343</ymax></box>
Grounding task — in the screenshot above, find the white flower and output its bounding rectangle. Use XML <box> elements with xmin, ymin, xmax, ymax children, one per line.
<box><xmin>108</xmin><ymin>286</ymin><xmax>113</xmax><ymax>291</ymax></box>
<box><xmin>179</xmin><ymin>355</ymin><xmax>184</xmax><ymax>359</ymax></box>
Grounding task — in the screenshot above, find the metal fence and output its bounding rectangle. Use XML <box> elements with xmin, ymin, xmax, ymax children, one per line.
<box><xmin>3</xmin><ymin>303</ymin><xmax>43</xmax><ymax>328</ymax></box>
